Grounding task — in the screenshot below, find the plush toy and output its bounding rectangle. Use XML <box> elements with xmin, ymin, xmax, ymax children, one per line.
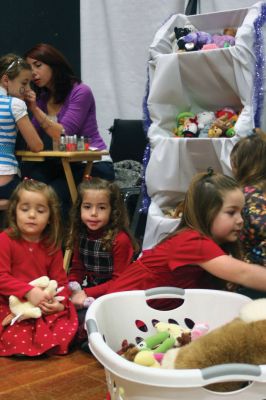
<box><xmin>182</xmin><ymin>116</ymin><xmax>199</xmax><ymax>138</ymax></box>
<box><xmin>208</xmin><ymin>108</ymin><xmax>238</xmax><ymax>138</ymax></box>
<box><xmin>180</xmin><ymin>31</ymin><xmax>213</xmax><ymax>51</ymax></box>
<box><xmin>174</xmin><ymin>24</ymin><xmax>196</xmax><ymax>51</ymax></box>
<box><xmin>155</xmin><ymin>321</ymin><xmax>191</xmax><ymax>346</ymax></box>
<box><xmin>197</xmin><ymin>111</ymin><xmax>215</xmax><ymax>137</ymax></box>
<box><xmin>2</xmin><ymin>276</ymin><xmax>65</xmax><ymax>326</ymax></box>
<box><xmin>211</xmin><ymin>33</ymin><xmax>235</xmax><ymax>48</ymax></box>
<box><xmin>162</xmin><ymin>298</ymin><xmax>266</xmax><ymax>392</ymax></box>
<box><xmin>173</xmin><ymin>111</ymin><xmax>195</xmax><ymax>137</ymax></box>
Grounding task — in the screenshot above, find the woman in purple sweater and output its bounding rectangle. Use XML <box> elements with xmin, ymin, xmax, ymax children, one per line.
<box><xmin>18</xmin><ymin>43</ymin><xmax>114</xmax><ymax>217</ymax></box>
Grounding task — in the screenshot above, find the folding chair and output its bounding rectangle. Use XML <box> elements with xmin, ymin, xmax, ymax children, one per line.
<box><xmin>109</xmin><ymin>119</ymin><xmax>148</xmax><ymax>241</ymax></box>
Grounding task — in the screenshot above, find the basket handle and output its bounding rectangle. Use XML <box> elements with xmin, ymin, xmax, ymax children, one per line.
<box><xmin>86</xmin><ymin>318</ymin><xmax>98</xmax><ymax>335</ymax></box>
<box><xmin>145</xmin><ymin>287</ymin><xmax>185</xmax><ymax>297</ymax></box>
<box><xmin>201</xmin><ymin>363</ymin><xmax>262</xmax><ymax>380</ymax></box>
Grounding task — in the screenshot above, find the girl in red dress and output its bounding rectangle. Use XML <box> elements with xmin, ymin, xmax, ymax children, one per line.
<box><xmin>67</xmin><ymin>177</ymin><xmax>139</xmax><ymax>349</ymax></box>
<box><xmin>71</xmin><ymin>170</ymin><xmax>266</xmax><ymax>304</ymax></box>
<box><xmin>0</xmin><ymin>179</ymin><xmax>78</xmax><ymax>357</ymax></box>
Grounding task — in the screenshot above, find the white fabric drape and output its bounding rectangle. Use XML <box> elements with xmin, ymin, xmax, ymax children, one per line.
<box><xmin>80</xmin><ymin>0</ymin><xmax>189</xmax><ymax>146</ymax></box>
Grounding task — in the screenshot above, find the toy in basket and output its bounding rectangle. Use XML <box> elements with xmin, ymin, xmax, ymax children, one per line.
<box><xmin>86</xmin><ymin>287</ymin><xmax>266</xmax><ymax>400</ymax></box>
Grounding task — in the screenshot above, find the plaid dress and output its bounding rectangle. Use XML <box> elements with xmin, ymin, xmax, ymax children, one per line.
<box><xmin>78</xmin><ymin>229</ymin><xmax>114</xmax><ymax>287</ymax></box>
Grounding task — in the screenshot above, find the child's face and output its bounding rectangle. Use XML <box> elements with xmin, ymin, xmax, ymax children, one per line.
<box><xmin>26</xmin><ymin>57</ymin><xmax>53</xmax><ymax>90</ymax></box>
<box><xmin>16</xmin><ymin>189</ymin><xmax>50</xmax><ymax>242</ymax></box>
<box><xmin>7</xmin><ymin>69</ymin><xmax>32</xmax><ymax>100</ymax></box>
<box><xmin>81</xmin><ymin>189</ymin><xmax>111</xmax><ymax>231</ymax></box>
<box><xmin>211</xmin><ymin>188</ymin><xmax>244</xmax><ymax>244</ymax></box>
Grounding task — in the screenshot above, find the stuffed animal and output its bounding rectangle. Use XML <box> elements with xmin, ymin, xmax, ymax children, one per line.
<box><xmin>2</xmin><ymin>276</ymin><xmax>65</xmax><ymax>326</ymax></box>
<box><xmin>208</xmin><ymin>108</ymin><xmax>238</xmax><ymax>138</ymax></box>
<box><xmin>197</xmin><ymin>111</ymin><xmax>215</xmax><ymax>137</ymax></box>
<box><xmin>211</xmin><ymin>34</ymin><xmax>235</xmax><ymax>48</ymax></box>
<box><xmin>180</xmin><ymin>31</ymin><xmax>213</xmax><ymax>51</ymax></box>
<box><xmin>162</xmin><ymin>298</ymin><xmax>266</xmax><ymax>392</ymax></box>
<box><xmin>174</xmin><ymin>111</ymin><xmax>195</xmax><ymax>137</ymax></box>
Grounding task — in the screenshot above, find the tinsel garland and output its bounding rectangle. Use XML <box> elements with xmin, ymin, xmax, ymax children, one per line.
<box><xmin>253</xmin><ymin>3</ymin><xmax>266</xmax><ymax>127</ymax></box>
<box><xmin>140</xmin><ymin>13</ymin><xmax>178</xmax><ymax>213</ymax></box>
<box><xmin>140</xmin><ymin>63</ymin><xmax>152</xmax><ymax>213</ymax></box>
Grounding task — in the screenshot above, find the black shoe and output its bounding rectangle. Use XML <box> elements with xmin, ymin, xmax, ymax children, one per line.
<box><xmin>80</xmin><ymin>340</ymin><xmax>91</xmax><ymax>353</ymax></box>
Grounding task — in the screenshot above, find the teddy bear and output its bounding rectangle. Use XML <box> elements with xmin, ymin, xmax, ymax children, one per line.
<box><xmin>2</xmin><ymin>276</ymin><xmax>65</xmax><ymax>326</ymax></box>
<box><xmin>161</xmin><ymin>298</ymin><xmax>266</xmax><ymax>392</ymax></box>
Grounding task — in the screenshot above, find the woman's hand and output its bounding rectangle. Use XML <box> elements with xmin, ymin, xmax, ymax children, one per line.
<box><xmin>71</xmin><ymin>290</ymin><xmax>87</xmax><ymax>309</ymax></box>
<box><xmin>39</xmin><ymin>299</ymin><xmax>65</xmax><ymax>315</ymax></box>
<box><xmin>25</xmin><ymin>286</ymin><xmax>52</xmax><ymax>306</ymax></box>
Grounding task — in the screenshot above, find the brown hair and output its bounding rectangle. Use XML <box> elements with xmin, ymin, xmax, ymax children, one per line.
<box><xmin>67</xmin><ymin>177</ymin><xmax>139</xmax><ymax>253</ymax></box>
<box><xmin>166</xmin><ymin>171</ymin><xmax>243</xmax><ymax>258</ymax></box>
<box><xmin>0</xmin><ymin>53</ymin><xmax>31</xmax><ymax>80</ymax></box>
<box><xmin>24</xmin><ymin>43</ymin><xmax>80</xmax><ymax>104</ymax></box>
<box><xmin>230</xmin><ymin>130</ymin><xmax>266</xmax><ymax>190</ymax></box>
<box><xmin>7</xmin><ymin>179</ymin><xmax>62</xmax><ymax>252</ymax></box>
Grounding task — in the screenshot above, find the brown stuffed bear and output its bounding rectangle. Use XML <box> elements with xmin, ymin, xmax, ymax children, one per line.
<box><xmin>162</xmin><ymin>298</ymin><xmax>266</xmax><ymax>392</ymax></box>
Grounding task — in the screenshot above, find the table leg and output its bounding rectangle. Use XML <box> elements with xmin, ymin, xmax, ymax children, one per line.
<box><xmin>83</xmin><ymin>161</ymin><xmax>93</xmax><ymax>178</ymax></box>
<box><xmin>61</xmin><ymin>159</ymin><xmax>78</xmax><ymax>203</ymax></box>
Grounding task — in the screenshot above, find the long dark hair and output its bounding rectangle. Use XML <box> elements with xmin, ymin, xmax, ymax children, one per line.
<box><xmin>230</xmin><ymin>130</ymin><xmax>266</xmax><ymax>190</ymax></box>
<box><xmin>66</xmin><ymin>177</ymin><xmax>139</xmax><ymax>253</ymax></box>
<box><xmin>24</xmin><ymin>43</ymin><xmax>80</xmax><ymax>104</ymax></box>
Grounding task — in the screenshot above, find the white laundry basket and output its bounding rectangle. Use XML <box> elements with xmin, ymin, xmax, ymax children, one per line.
<box><xmin>86</xmin><ymin>287</ymin><xmax>266</xmax><ymax>399</ymax></box>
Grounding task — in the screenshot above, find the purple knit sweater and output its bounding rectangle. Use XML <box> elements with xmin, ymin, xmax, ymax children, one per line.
<box><xmin>32</xmin><ymin>82</ymin><xmax>107</xmax><ymax>150</ymax></box>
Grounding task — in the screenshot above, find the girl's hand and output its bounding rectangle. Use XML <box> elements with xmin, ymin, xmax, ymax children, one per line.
<box><xmin>25</xmin><ymin>287</ymin><xmax>52</xmax><ymax>306</ymax></box>
<box><xmin>39</xmin><ymin>299</ymin><xmax>64</xmax><ymax>315</ymax></box>
<box><xmin>24</xmin><ymin>89</ymin><xmax>37</xmax><ymax>110</ymax></box>
<box><xmin>71</xmin><ymin>290</ymin><xmax>87</xmax><ymax>309</ymax></box>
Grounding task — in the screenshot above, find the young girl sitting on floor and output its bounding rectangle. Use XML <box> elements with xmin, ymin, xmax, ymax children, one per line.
<box><xmin>70</xmin><ymin>170</ymin><xmax>266</xmax><ymax>305</ymax></box>
<box><xmin>230</xmin><ymin>130</ymin><xmax>266</xmax><ymax>298</ymax></box>
<box><xmin>0</xmin><ymin>179</ymin><xmax>78</xmax><ymax>357</ymax></box>
<box><xmin>67</xmin><ymin>177</ymin><xmax>139</xmax><ymax>349</ymax></box>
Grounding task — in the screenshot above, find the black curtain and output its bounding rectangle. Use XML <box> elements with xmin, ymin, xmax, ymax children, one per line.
<box><xmin>0</xmin><ymin>0</ymin><xmax>80</xmax><ymax>76</ymax></box>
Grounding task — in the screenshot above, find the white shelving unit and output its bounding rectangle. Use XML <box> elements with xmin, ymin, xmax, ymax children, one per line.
<box><xmin>143</xmin><ymin>2</ymin><xmax>263</xmax><ymax>249</ymax></box>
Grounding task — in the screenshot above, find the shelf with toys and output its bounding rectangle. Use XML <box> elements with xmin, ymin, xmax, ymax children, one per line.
<box><xmin>142</xmin><ymin>2</ymin><xmax>264</xmax><ymax>249</ymax></box>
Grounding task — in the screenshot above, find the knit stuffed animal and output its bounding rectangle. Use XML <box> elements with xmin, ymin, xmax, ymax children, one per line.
<box><xmin>2</xmin><ymin>276</ymin><xmax>65</xmax><ymax>326</ymax></box>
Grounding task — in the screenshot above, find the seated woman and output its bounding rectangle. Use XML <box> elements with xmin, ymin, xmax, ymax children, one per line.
<box><xmin>230</xmin><ymin>129</ymin><xmax>266</xmax><ymax>298</ymax></box>
<box><xmin>17</xmin><ymin>43</ymin><xmax>114</xmax><ymax>217</ymax></box>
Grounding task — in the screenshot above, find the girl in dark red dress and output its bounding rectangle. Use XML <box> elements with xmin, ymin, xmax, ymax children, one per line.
<box><xmin>67</xmin><ymin>177</ymin><xmax>139</xmax><ymax>349</ymax></box>
<box><xmin>0</xmin><ymin>179</ymin><xmax>78</xmax><ymax>357</ymax></box>
<box><xmin>71</xmin><ymin>170</ymin><xmax>266</xmax><ymax>304</ymax></box>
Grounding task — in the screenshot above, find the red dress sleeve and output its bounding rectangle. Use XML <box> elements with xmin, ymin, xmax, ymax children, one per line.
<box><xmin>84</xmin><ymin>231</ymin><xmax>134</xmax><ymax>297</ymax></box>
<box><xmin>67</xmin><ymin>245</ymin><xmax>85</xmax><ymax>284</ymax></box>
<box><xmin>0</xmin><ymin>232</ymin><xmax>33</xmax><ymax>299</ymax></box>
<box><xmin>168</xmin><ymin>230</ymin><xmax>225</xmax><ymax>271</ymax></box>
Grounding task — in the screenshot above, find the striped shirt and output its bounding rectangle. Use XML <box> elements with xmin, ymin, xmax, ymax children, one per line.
<box><xmin>0</xmin><ymin>87</ymin><xmax>27</xmax><ymax>175</ymax></box>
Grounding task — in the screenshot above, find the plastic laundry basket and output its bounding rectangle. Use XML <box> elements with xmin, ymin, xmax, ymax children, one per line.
<box><xmin>86</xmin><ymin>287</ymin><xmax>266</xmax><ymax>400</ymax></box>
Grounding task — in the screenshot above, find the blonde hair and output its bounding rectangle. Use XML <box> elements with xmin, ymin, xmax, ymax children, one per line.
<box><xmin>67</xmin><ymin>177</ymin><xmax>139</xmax><ymax>252</ymax></box>
<box><xmin>7</xmin><ymin>179</ymin><xmax>62</xmax><ymax>252</ymax></box>
<box><xmin>230</xmin><ymin>130</ymin><xmax>266</xmax><ymax>190</ymax></box>
<box><xmin>0</xmin><ymin>53</ymin><xmax>31</xmax><ymax>80</ymax></box>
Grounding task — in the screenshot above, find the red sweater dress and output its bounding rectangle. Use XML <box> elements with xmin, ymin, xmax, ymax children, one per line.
<box><xmin>84</xmin><ymin>229</ymin><xmax>226</xmax><ymax>297</ymax></box>
<box><xmin>0</xmin><ymin>232</ymin><xmax>78</xmax><ymax>356</ymax></box>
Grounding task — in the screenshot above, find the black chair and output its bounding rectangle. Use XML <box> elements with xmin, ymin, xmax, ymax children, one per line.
<box><xmin>109</xmin><ymin>119</ymin><xmax>148</xmax><ymax>242</ymax></box>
